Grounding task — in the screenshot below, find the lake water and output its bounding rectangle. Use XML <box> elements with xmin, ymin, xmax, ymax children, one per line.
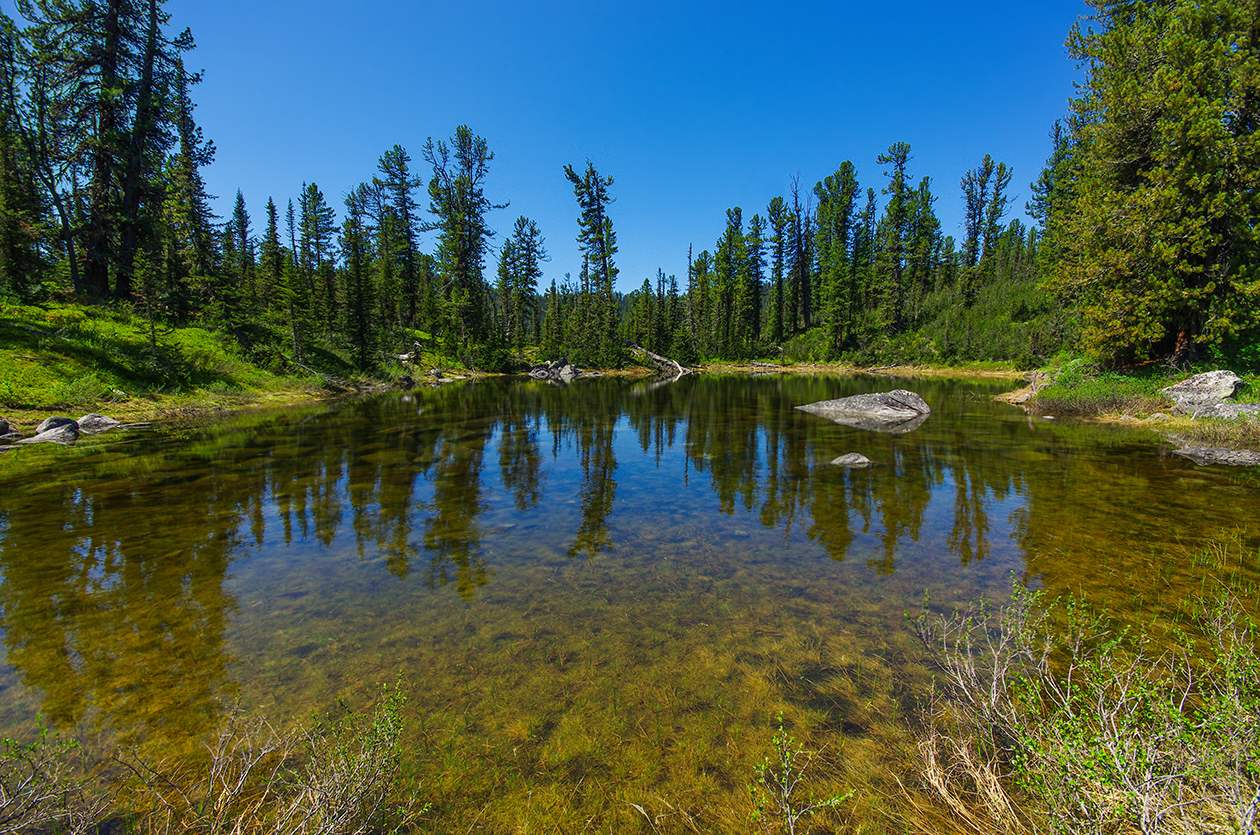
<box><xmin>0</xmin><ymin>374</ymin><xmax>1256</xmax><ymax>832</ymax></box>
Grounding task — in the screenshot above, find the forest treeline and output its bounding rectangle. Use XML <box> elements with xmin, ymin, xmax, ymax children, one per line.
<box><xmin>2</xmin><ymin>1</ymin><xmax>1259</xmax><ymax>372</ymax></box>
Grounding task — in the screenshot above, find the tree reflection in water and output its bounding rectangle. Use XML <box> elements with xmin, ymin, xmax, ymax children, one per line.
<box><xmin>3</xmin><ymin>372</ymin><xmax>1230</xmax><ymax>761</ymax></box>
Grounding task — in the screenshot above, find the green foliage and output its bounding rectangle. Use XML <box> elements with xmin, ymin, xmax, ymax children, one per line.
<box><xmin>0</xmin><ymin>302</ymin><xmax>307</xmax><ymax>410</ymax></box>
<box><xmin>1050</xmin><ymin>0</ymin><xmax>1260</xmax><ymax>366</ymax></box>
<box><xmin>1032</xmin><ymin>358</ymin><xmax>1176</xmax><ymax>416</ymax></box>
<box><xmin>780</xmin><ymin>328</ymin><xmax>830</xmax><ymax>363</ymax></box>
<box><xmin>912</xmin><ymin>566</ymin><xmax>1260</xmax><ymax>835</ymax></box>
<box><xmin>0</xmin><ymin>715</ymin><xmax>93</xmax><ymax>833</ymax></box>
<box><xmin>749</xmin><ymin>713</ymin><xmax>851</xmax><ymax>835</ymax></box>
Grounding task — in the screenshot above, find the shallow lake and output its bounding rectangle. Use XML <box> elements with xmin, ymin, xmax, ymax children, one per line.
<box><xmin>0</xmin><ymin>374</ymin><xmax>1256</xmax><ymax>832</ymax></box>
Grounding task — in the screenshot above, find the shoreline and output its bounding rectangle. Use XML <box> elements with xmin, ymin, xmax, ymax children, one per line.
<box><xmin>6</xmin><ymin>361</ymin><xmax>1256</xmax><ymax>452</ymax></box>
<box><xmin>3</xmin><ymin>361</ymin><xmax>1025</xmax><ymax>429</ymax></box>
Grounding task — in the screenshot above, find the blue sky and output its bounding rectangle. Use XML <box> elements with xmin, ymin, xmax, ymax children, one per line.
<box><xmin>30</xmin><ymin>1</ymin><xmax>1089</xmax><ymax>293</ymax></box>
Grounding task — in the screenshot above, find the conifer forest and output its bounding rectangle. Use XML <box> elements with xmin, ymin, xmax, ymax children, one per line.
<box><xmin>2</xmin><ymin>1</ymin><xmax>1259</xmax><ymax>373</ymax></box>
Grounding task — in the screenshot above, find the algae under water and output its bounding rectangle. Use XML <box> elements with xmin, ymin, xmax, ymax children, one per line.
<box><xmin>0</xmin><ymin>374</ymin><xmax>1256</xmax><ymax>832</ymax></box>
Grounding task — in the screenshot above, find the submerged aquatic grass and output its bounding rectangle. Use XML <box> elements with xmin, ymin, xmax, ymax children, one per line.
<box><xmin>0</xmin><ymin>375</ymin><xmax>1256</xmax><ymax>832</ymax></box>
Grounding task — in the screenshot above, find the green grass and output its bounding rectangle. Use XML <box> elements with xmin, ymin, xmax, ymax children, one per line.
<box><xmin>0</xmin><ymin>302</ymin><xmax>329</xmax><ymax>419</ymax></box>
<box><xmin>1030</xmin><ymin>359</ymin><xmax>1174</xmax><ymax>416</ymax></box>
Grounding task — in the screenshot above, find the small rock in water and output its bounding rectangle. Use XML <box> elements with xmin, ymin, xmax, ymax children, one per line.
<box><xmin>77</xmin><ymin>414</ymin><xmax>121</xmax><ymax>435</ymax></box>
<box><xmin>36</xmin><ymin>416</ymin><xmax>77</xmax><ymax>434</ymax></box>
<box><xmin>831</xmin><ymin>453</ymin><xmax>873</xmax><ymax>468</ymax></box>
<box><xmin>16</xmin><ymin>422</ymin><xmax>79</xmax><ymax>445</ymax></box>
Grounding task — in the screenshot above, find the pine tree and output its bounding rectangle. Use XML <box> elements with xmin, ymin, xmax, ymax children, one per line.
<box><xmin>713</xmin><ymin>207</ymin><xmax>744</xmax><ymax>356</ymax></box>
<box><xmin>738</xmin><ymin>213</ymin><xmax>764</xmax><ymax>356</ymax></box>
<box><xmin>424</xmin><ymin>126</ymin><xmax>504</xmax><ymax>352</ymax></box>
<box><xmin>298</xmin><ymin>182</ymin><xmax>337</xmax><ymax>337</ymax></box>
<box><xmin>375</xmin><ymin>145</ymin><xmax>423</xmax><ymax>330</ymax></box>
<box><xmin>228</xmin><ymin>189</ymin><xmax>254</xmax><ymax>321</ymax></box>
<box><xmin>340</xmin><ymin>184</ymin><xmax>376</xmax><ymax>370</ymax></box>
<box><xmin>282</xmin><ymin>199</ymin><xmax>313</xmax><ymax>361</ymax></box>
<box><xmin>765</xmin><ymin>196</ymin><xmax>788</xmax><ymax>343</ymax></box>
<box><xmin>0</xmin><ymin>19</ymin><xmax>47</xmax><ymax>298</ymax></box>
<box><xmin>163</xmin><ymin>57</ymin><xmax>216</xmax><ymax>319</ymax></box>
<box><xmin>259</xmin><ymin>197</ymin><xmax>282</xmax><ymax>314</ymax></box>
<box><xmin>906</xmin><ymin>176</ymin><xmax>941</xmax><ymax>328</ymax></box>
<box><xmin>877</xmin><ymin>143</ymin><xmax>913</xmax><ymax>335</ymax></box>
<box><xmin>15</xmin><ymin>0</ymin><xmax>195</xmax><ymax>300</ymax></box>
<box><xmin>813</xmin><ymin>162</ymin><xmax>860</xmax><ymax>353</ymax></box>
<box><xmin>1052</xmin><ymin>0</ymin><xmax>1260</xmax><ymax>363</ymax></box>
<box><xmin>498</xmin><ymin>215</ymin><xmax>546</xmax><ymax>351</ymax></box>
<box><xmin>564</xmin><ymin>160</ymin><xmax>620</xmax><ymax>367</ymax></box>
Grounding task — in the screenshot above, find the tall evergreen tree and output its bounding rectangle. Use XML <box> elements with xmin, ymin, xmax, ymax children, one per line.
<box><xmin>563</xmin><ymin>160</ymin><xmax>620</xmax><ymax>367</ymax></box>
<box><xmin>765</xmin><ymin>195</ymin><xmax>788</xmax><ymax>343</ymax></box>
<box><xmin>424</xmin><ymin>125</ymin><xmax>503</xmax><ymax>351</ymax></box>
<box><xmin>227</xmin><ymin>189</ymin><xmax>253</xmax><ymax>320</ymax></box>
<box><xmin>498</xmin><ymin>215</ymin><xmax>546</xmax><ymax>350</ymax></box>
<box><xmin>340</xmin><ymin>184</ymin><xmax>375</xmax><ymax>370</ymax></box>
<box><xmin>162</xmin><ymin>56</ymin><xmax>215</xmax><ymax>317</ymax></box>
<box><xmin>877</xmin><ymin>142</ymin><xmax>912</xmax><ymax>334</ymax></box>
<box><xmin>258</xmin><ymin>196</ymin><xmax>282</xmax><ymax>313</ymax></box>
<box><xmin>713</xmin><ymin>207</ymin><xmax>745</xmax><ymax>355</ymax></box>
<box><xmin>1052</xmin><ymin>0</ymin><xmax>1260</xmax><ymax>363</ymax></box>
<box><xmin>298</xmin><ymin>182</ymin><xmax>337</xmax><ymax>336</ymax></box>
<box><xmin>813</xmin><ymin>162</ymin><xmax>860</xmax><ymax>352</ymax></box>
<box><xmin>374</xmin><ymin>144</ymin><xmax>423</xmax><ymax>330</ymax></box>
<box><xmin>0</xmin><ymin>18</ymin><xmax>47</xmax><ymax>298</ymax></box>
<box><xmin>737</xmin><ymin>213</ymin><xmax>764</xmax><ymax>356</ymax></box>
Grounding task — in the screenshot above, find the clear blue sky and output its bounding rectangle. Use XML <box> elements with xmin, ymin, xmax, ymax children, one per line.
<box><xmin>32</xmin><ymin>1</ymin><xmax>1090</xmax><ymax>293</ymax></box>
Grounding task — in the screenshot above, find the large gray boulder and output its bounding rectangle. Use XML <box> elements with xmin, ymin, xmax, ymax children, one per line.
<box><xmin>1162</xmin><ymin>370</ymin><xmax>1244</xmax><ymax>414</ymax></box>
<box><xmin>16</xmin><ymin>422</ymin><xmax>79</xmax><ymax>445</ymax></box>
<box><xmin>77</xmin><ymin>413</ymin><xmax>121</xmax><ymax>434</ymax></box>
<box><xmin>1173</xmin><ymin>447</ymin><xmax>1260</xmax><ymax>467</ymax></box>
<box><xmin>797</xmin><ymin>389</ymin><xmax>931</xmax><ymax>434</ymax></box>
<box><xmin>1191</xmin><ymin>402</ymin><xmax>1260</xmax><ymax>420</ymax></box>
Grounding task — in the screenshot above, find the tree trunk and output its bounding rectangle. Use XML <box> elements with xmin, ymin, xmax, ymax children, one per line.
<box><xmin>115</xmin><ymin>0</ymin><xmax>160</xmax><ymax>301</ymax></box>
<box><xmin>83</xmin><ymin>0</ymin><xmax>124</xmax><ymax>299</ymax></box>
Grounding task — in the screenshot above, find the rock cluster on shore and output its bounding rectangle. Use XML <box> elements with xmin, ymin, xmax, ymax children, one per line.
<box><xmin>0</xmin><ymin>413</ymin><xmax>148</xmax><ymax>451</ymax></box>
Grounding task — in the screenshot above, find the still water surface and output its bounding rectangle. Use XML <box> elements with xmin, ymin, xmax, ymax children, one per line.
<box><xmin>0</xmin><ymin>374</ymin><xmax>1256</xmax><ymax>831</ymax></box>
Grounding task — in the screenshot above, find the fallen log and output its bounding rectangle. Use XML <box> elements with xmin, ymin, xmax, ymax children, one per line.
<box><xmin>276</xmin><ymin>352</ymin><xmax>350</xmax><ymax>392</ymax></box>
<box><xmin>628</xmin><ymin>344</ymin><xmax>691</xmax><ymax>377</ymax></box>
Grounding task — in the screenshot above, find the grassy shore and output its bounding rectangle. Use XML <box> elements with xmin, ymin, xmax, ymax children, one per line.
<box><xmin>1016</xmin><ymin>357</ymin><xmax>1260</xmax><ymax>447</ymax></box>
